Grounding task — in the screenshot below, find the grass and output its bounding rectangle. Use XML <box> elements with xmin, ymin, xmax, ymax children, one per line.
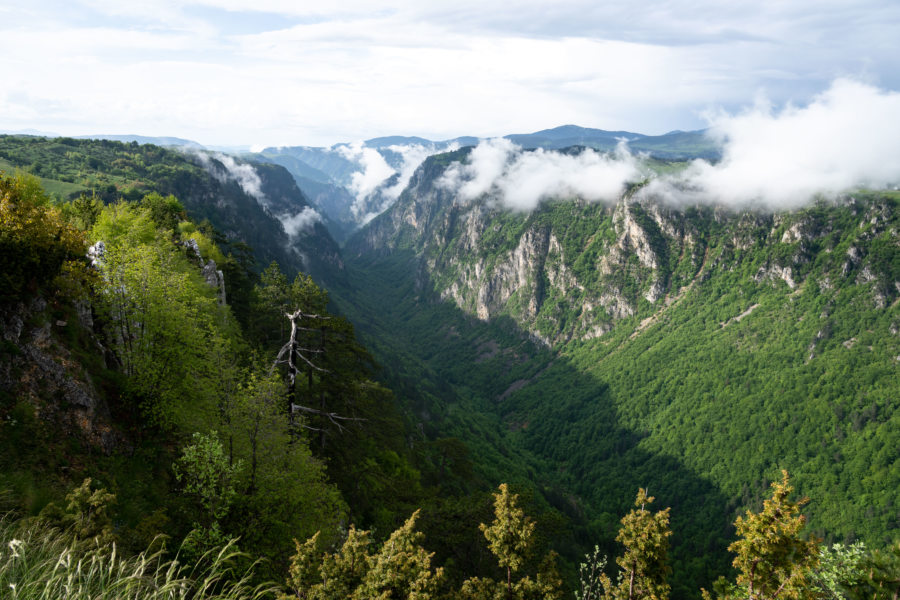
<box><xmin>0</xmin><ymin>517</ymin><xmax>278</xmax><ymax>600</ymax></box>
<box><xmin>0</xmin><ymin>157</ymin><xmax>87</xmax><ymax>200</ymax></box>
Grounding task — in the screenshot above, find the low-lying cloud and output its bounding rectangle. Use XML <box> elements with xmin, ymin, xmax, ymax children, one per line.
<box><xmin>336</xmin><ymin>142</ymin><xmax>396</xmax><ymax>209</ymax></box>
<box><xmin>193</xmin><ymin>150</ymin><xmax>269</xmax><ymax>206</ymax></box>
<box><xmin>437</xmin><ymin>79</ymin><xmax>900</xmax><ymax>212</ymax></box>
<box><xmin>643</xmin><ymin>79</ymin><xmax>900</xmax><ymax>208</ymax></box>
<box><xmin>193</xmin><ymin>150</ymin><xmax>322</xmax><ymax>243</ymax></box>
<box><xmin>280</xmin><ymin>206</ymin><xmax>322</xmax><ymax>239</ymax></box>
<box><xmin>439</xmin><ymin>138</ymin><xmax>641</xmax><ymax>211</ymax></box>
<box><xmin>337</xmin><ymin>141</ymin><xmax>452</xmax><ymax>223</ymax></box>
<box><xmin>384</xmin><ymin>142</ymin><xmax>456</xmax><ymax>199</ymax></box>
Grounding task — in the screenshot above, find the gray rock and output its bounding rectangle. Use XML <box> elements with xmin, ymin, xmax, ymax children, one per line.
<box><xmin>0</xmin><ymin>295</ymin><xmax>126</xmax><ymax>455</ymax></box>
<box><xmin>87</xmin><ymin>240</ymin><xmax>106</xmax><ymax>267</ymax></box>
<box><xmin>185</xmin><ymin>238</ymin><xmax>204</xmax><ymax>264</ymax></box>
<box><xmin>201</xmin><ymin>259</ymin><xmax>227</xmax><ymax>305</ymax></box>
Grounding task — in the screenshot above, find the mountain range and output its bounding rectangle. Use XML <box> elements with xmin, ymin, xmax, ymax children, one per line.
<box><xmin>250</xmin><ymin>126</ymin><xmax>719</xmax><ymax>242</ymax></box>
<box><xmin>0</xmin><ymin>130</ymin><xmax>895</xmax><ymax>598</ymax></box>
<box><xmin>2</xmin><ymin>125</ymin><xmax>720</xmax><ymax>246</ymax></box>
<box><xmin>334</xmin><ymin>149</ymin><xmax>899</xmax><ymax>597</ymax></box>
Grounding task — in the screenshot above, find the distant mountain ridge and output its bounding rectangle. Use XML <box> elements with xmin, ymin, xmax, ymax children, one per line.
<box><xmin>74</xmin><ymin>134</ymin><xmax>205</xmax><ymax>148</ymax></box>
<box><xmin>259</xmin><ymin>124</ymin><xmax>715</xmax><ymax>158</ymax></box>
<box><xmin>3</xmin><ymin>124</ymin><xmax>716</xmax><ymax>156</ymax></box>
<box><xmin>0</xmin><ymin>126</ymin><xmax>721</xmax><ymax>246</ymax></box>
<box><xmin>254</xmin><ymin>125</ymin><xmax>719</xmax><ymax>242</ymax></box>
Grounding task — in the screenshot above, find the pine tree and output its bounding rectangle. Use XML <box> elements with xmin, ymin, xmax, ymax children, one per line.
<box><xmin>461</xmin><ymin>484</ymin><xmax>561</xmax><ymax>600</ymax></box>
<box><xmin>704</xmin><ymin>470</ymin><xmax>819</xmax><ymax>600</ymax></box>
<box><xmin>355</xmin><ymin>510</ymin><xmax>444</xmax><ymax>600</ymax></box>
<box><xmin>599</xmin><ymin>488</ymin><xmax>672</xmax><ymax>600</ymax></box>
<box><xmin>856</xmin><ymin>540</ymin><xmax>900</xmax><ymax>600</ymax></box>
<box><xmin>481</xmin><ymin>483</ymin><xmax>535</xmax><ymax>597</ymax></box>
<box><xmin>281</xmin><ymin>511</ymin><xmax>442</xmax><ymax>600</ymax></box>
<box><xmin>38</xmin><ymin>478</ymin><xmax>116</xmax><ymax>545</ymax></box>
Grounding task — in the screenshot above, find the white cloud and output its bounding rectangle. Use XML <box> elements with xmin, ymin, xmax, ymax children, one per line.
<box><xmin>434</xmin><ymin>79</ymin><xmax>900</xmax><ymax>211</ymax></box>
<box><xmin>280</xmin><ymin>206</ymin><xmax>322</xmax><ymax>238</ymax></box>
<box><xmin>439</xmin><ymin>138</ymin><xmax>641</xmax><ymax>211</ymax></box>
<box><xmin>336</xmin><ymin>142</ymin><xmax>396</xmax><ymax>217</ymax></box>
<box><xmin>192</xmin><ymin>148</ymin><xmax>322</xmax><ymax>240</ymax></box>
<box><xmin>498</xmin><ymin>143</ymin><xmax>641</xmax><ymax>210</ymax></box>
<box><xmin>336</xmin><ymin>141</ymin><xmax>450</xmax><ymax>222</ymax></box>
<box><xmin>644</xmin><ymin>79</ymin><xmax>900</xmax><ymax>208</ymax></box>
<box><xmin>440</xmin><ymin>138</ymin><xmax>516</xmax><ymax>201</ymax></box>
<box><xmin>383</xmin><ymin>143</ymin><xmax>450</xmax><ymax>199</ymax></box>
<box><xmin>216</xmin><ymin>154</ymin><xmax>267</xmax><ymax>203</ymax></box>
<box><xmin>192</xmin><ymin>151</ymin><xmax>267</xmax><ymax>205</ymax></box>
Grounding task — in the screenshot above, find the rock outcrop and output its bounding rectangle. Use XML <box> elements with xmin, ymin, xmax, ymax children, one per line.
<box><xmin>202</xmin><ymin>259</ymin><xmax>227</xmax><ymax>305</ymax></box>
<box><xmin>346</xmin><ymin>153</ymin><xmax>900</xmax><ymax>345</ymax></box>
<box><xmin>0</xmin><ymin>296</ymin><xmax>124</xmax><ymax>453</ymax></box>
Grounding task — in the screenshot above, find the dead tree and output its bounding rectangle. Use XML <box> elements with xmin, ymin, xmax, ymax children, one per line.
<box><xmin>272</xmin><ymin>307</ymin><xmax>361</xmax><ymax>439</ymax></box>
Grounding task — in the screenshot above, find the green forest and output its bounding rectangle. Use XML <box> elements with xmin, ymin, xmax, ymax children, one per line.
<box><xmin>1</xmin><ymin>135</ymin><xmax>899</xmax><ymax>599</ymax></box>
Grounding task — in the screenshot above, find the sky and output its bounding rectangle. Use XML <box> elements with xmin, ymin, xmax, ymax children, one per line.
<box><xmin>1</xmin><ymin>0</ymin><xmax>898</xmax><ymax>147</ymax></box>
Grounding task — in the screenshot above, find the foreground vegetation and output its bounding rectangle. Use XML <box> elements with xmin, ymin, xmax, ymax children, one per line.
<box><xmin>0</xmin><ymin>167</ymin><xmax>557</xmax><ymax>590</ymax></box>
<box><xmin>0</xmin><ymin>521</ymin><xmax>268</xmax><ymax>600</ymax></box>
<box><xmin>2</xmin><ymin>473</ymin><xmax>899</xmax><ymax>599</ymax></box>
<box><xmin>2</xmin><ymin>134</ymin><xmax>899</xmax><ymax>599</ymax></box>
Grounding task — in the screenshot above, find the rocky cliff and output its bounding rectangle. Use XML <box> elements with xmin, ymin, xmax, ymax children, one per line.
<box><xmin>347</xmin><ymin>151</ymin><xmax>898</xmax><ymax>346</ymax></box>
<box><xmin>329</xmin><ymin>150</ymin><xmax>900</xmax><ymax>595</ymax></box>
<box><xmin>0</xmin><ymin>295</ymin><xmax>124</xmax><ymax>454</ymax></box>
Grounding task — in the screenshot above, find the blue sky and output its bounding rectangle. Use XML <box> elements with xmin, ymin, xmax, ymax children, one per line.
<box><xmin>1</xmin><ymin>0</ymin><xmax>898</xmax><ymax>146</ymax></box>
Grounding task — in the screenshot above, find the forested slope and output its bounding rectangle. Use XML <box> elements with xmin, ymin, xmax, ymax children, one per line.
<box><xmin>2</xmin><ymin>137</ymin><xmax>899</xmax><ymax>599</ymax></box>
<box><xmin>0</xmin><ymin>135</ymin><xmax>342</xmax><ymax>283</ymax></box>
<box><xmin>0</xmin><ymin>147</ymin><xmax>577</xmax><ymax>595</ymax></box>
<box><xmin>340</xmin><ymin>149</ymin><xmax>900</xmax><ymax>597</ymax></box>
<box><xmin>0</xmin><ymin>161</ymin><xmax>484</xmax><ymax>584</ymax></box>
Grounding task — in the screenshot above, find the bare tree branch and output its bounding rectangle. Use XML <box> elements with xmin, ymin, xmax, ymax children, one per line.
<box><xmin>272</xmin><ymin>306</ymin><xmax>366</xmax><ymax>438</ymax></box>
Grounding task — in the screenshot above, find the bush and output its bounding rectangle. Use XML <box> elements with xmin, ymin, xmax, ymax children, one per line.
<box><xmin>0</xmin><ymin>173</ymin><xmax>86</xmax><ymax>303</ymax></box>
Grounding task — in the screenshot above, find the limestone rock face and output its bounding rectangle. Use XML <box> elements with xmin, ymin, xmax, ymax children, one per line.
<box><xmin>185</xmin><ymin>238</ymin><xmax>204</xmax><ymax>265</ymax></box>
<box><xmin>202</xmin><ymin>259</ymin><xmax>227</xmax><ymax>305</ymax></box>
<box><xmin>0</xmin><ymin>297</ymin><xmax>124</xmax><ymax>454</ymax></box>
<box><xmin>86</xmin><ymin>240</ymin><xmax>106</xmax><ymax>267</ymax></box>
<box><xmin>618</xmin><ymin>202</ymin><xmax>659</xmax><ymax>270</ymax></box>
<box><xmin>755</xmin><ymin>263</ymin><xmax>797</xmax><ymax>289</ymax></box>
<box><xmin>345</xmin><ymin>153</ymin><xmax>899</xmax><ymax>344</ymax></box>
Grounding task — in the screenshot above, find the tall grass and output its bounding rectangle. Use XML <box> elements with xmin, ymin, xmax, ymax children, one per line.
<box><xmin>0</xmin><ymin>517</ymin><xmax>277</xmax><ymax>599</ymax></box>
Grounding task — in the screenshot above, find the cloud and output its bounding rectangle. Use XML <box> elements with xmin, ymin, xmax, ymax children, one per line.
<box><xmin>6</xmin><ymin>1</ymin><xmax>898</xmax><ymax>147</ymax></box>
<box><xmin>435</xmin><ymin>79</ymin><xmax>900</xmax><ymax>212</ymax></box>
<box><xmin>192</xmin><ymin>150</ymin><xmax>268</xmax><ymax>205</ymax></box>
<box><xmin>280</xmin><ymin>206</ymin><xmax>322</xmax><ymax>238</ymax></box>
<box><xmin>439</xmin><ymin>138</ymin><xmax>642</xmax><ymax>211</ymax></box>
<box><xmin>192</xmin><ymin>149</ymin><xmax>322</xmax><ymax>242</ymax></box>
<box><xmin>499</xmin><ymin>144</ymin><xmax>641</xmax><ymax>210</ymax></box>
<box><xmin>643</xmin><ymin>79</ymin><xmax>900</xmax><ymax>208</ymax></box>
<box><xmin>439</xmin><ymin>138</ymin><xmax>515</xmax><ymax>201</ymax></box>
<box><xmin>336</xmin><ymin>141</ymin><xmax>452</xmax><ymax>223</ymax></box>
<box><xmin>383</xmin><ymin>142</ymin><xmax>453</xmax><ymax>199</ymax></box>
<box><xmin>216</xmin><ymin>154</ymin><xmax>267</xmax><ymax>203</ymax></box>
<box><xmin>335</xmin><ymin>142</ymin><xmax>396</xmax><ymax>216</ymax></box>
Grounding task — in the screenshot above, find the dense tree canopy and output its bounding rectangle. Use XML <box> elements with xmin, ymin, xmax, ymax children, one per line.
<box><xmin>0</xmin><ymin>172</ymin><xmax>87</xmax><ymax>302</ymax></box>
